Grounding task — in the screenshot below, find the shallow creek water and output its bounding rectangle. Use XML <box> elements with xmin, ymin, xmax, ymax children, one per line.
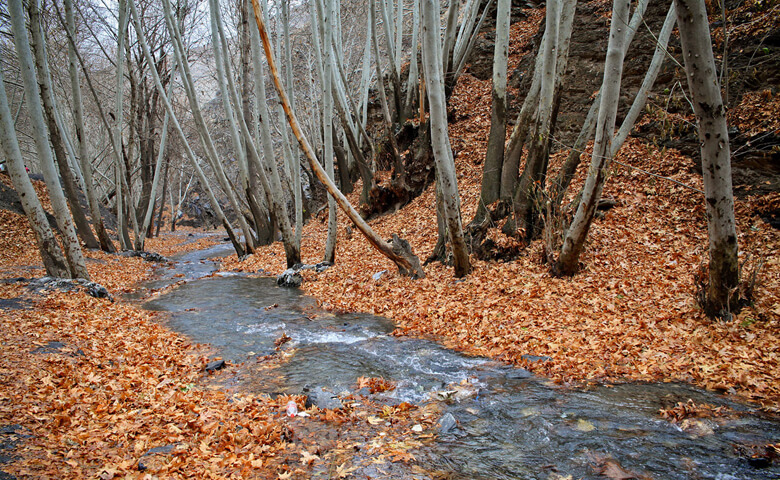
<box><xmin>141</xmin><ymin>242</ymin><xmax>780</xmax><ymax>480</ymax></box>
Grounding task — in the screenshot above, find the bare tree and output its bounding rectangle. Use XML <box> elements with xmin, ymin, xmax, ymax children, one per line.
<box><xmin>251</xmin><ymin>0</ymin><xmax>425</xmax><ymax>278</ymax></box>
<box><xmin>421</xmin><ymin>0</ymin><xmax>470</xmax><ymax>277</ymax></box>
<box><xmin>0</xmin><ymin>60</ymin><xmax>70</xmax><ymax>278</ymax></box>
<box><xmin>675</xmin><ymin>0</ymin><xmax>739</xmax><ymax>318</ymax></box>
<box><xmin>63</xmin><ymin>0</ymin><xmax>116</xmax><ymax>253</ymax></box>
<box><xmin>8</xmin><ymin>0</ymin><xmax>89</xmax><ymax>279</ymax></box>
<box><xmin>553</xmin><ymin>0</ymin><xmax>631</xmax><ymax>276</ymax></box>
<box><xmin>474</xmin><ymin>0</ymin><xmax>510</xmax><ymax>225</ymax></box>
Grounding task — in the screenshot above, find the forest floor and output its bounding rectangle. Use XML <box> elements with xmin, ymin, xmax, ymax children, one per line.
<box><xmin>0</xmin><ymin>211</ymin><xmax>441</xmax><ymax>479</ymax></box>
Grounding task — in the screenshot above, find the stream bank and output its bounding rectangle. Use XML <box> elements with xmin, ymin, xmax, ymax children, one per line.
<box><xmin>144</xmin><ymin>243</ymin><xmax>780</xmax><ymax>479</ymax></box>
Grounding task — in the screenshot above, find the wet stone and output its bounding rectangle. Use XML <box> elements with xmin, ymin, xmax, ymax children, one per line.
<box><xmin>507</xmin><ymin>368</ymin><xmax>533</xmax><ymax>380</ymax></box>
<box><xmin>303</xmin><ymin>386</ymin><xmax>343</xmax><ymax>410</ymax></box>
<box><xmin>438</xmin><ymin>413</ymin><xmax>458</xmax><ymax>434</ymax></box>
<box><xmin>28</xmin><ymin>277</ymin><xmax>114</xmax><ymax>301</ymax></box>
<box><xmin>119</xmin><ymin>250</ymin><xmax>170</xmax><ymax>263</ymax></box>
<box><xmin>32</xmin><ymin>341</ymin><xmax>66</xmax><ymax>354</ymax></box>
<box><xmin>205</xmin><ymin>360</ymin><xmax>226</xmax><ymax>372</ymax></box>
<box><xmin>0</xmin><ymin>297</ymin><xmax>31</xmax><ymax>311</ymax></box>
<box><xmin>277</xmin><ymin>269</ymin><xmax>303</xmax><ymax>288</ymax></box>
<box><xmin>521</xmin><ymin>354</ymin><xmax>551</xmax><ymax>363</ymax></box>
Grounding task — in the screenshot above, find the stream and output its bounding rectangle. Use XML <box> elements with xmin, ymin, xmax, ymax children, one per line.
<box><xmin>140</xmin><ymin>241</ymin><xmax>780</xmax><ymax>480</ymax></box>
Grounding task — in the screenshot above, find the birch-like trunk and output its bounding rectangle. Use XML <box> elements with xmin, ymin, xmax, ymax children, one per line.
<box><xmin>281</xmin><ymin>0</ymin><xmax>303</xmax><ymax>250</ymax></box>
<box><xmin>129</xmin><ymin>0</ymin><xmax>245</xmax><ymax>256</ymax></box>
<box><xmin>421</xmin><ymin>0</ymin><xmax>470</xmax><ymax>277</ymax></box>
<box><xmin>370</xmin><ymin>0</ymin><xmax>406</xmax><ymax>184</ymax></box>
<box><xmin>27</xmin><ymin>0</ymin><xmax>99</xmax><ymax>250</ymax></box>
<box><xmin>209</xmin><ymin>0</ymin><xmax>257</xmax><ymax>252</ymax></box>
<box><xmin>8</xmin><ymin>0</ymin><xmax>89</xmax><ymax>280</ymax></box>
<box><xmin>57</xmin><ymin>0</ymin><xmax>121</xmax><ymax>253</ymax></box>
<box><xmin>321</xmin><ymin>0</ymin><xmax>338</xmax><ymax>263</ymax></box>
<box><xmin>554</xmin><ymin>0</ymin><xmax>631</xmax><ymax>276</ymax></box>
<box><xmin>510</xmin><ymin>0</ymin><xmax>560</xmax><ymax>238</ymax></box>
<box><xmin>250</xmin><ymin>0</ymin><xmax>425</xmax><ymax>278</ymax></box>
<box><xmin>475</xmin><ymin>0</ymin><xmax>510</xmax><ymax>224</ymax></box>
<box><xmin>161</xmin><ymin>0</ymin><xmax>255</xmax><ymax>256</ymax></box>
<box><xmin>138</xmin><ymin>72</ymin><xmax>175</xmax><ymax>249</ymax></box>
<box><xmin>377</xmin><ymin>0</ymin><xmax>404</xmax><ymax>122</ymax></box>
<box><xmin>675</xmin><ymin>0</ymin><xmax>739</xmax><ymax>317</ymax></box>
<box><xmin>248</xmin><ymin>14</ymin><xmax>301</xmax><ymax>267</ymax></box>
<box><xmin>0</xmin><ymin>61</ymin><xmax>70</xmax><ymax>278</ymax></box>
<box><xmin>550</xmin><ymin>0</ymin><xmax>654</xmax><ymax>209</ymax></box>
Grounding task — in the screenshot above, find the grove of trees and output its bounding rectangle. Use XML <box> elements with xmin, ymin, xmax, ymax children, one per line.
<box><xmin>0</xmin><ymin>0</ymin><xmax>742</xmax><ymax>318</ymax></box>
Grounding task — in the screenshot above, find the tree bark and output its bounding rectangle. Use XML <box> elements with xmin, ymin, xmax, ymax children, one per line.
<box><xmin>251</xmin><ymin>0</ymin><xmax>425</xmax><ymax>278</ymax></box>
<box><xmin>130</xmin><ymin>0</ymin><xmax>245</xmax><ymax>256</ymax></box>
<box><xmin>28</xmin><ymin>3</ymin><xmax>100</xmax><ymax>250</ymax></box>
<box><xmin>675</xmin><ymin>0</ymin><xmax>739</xmax><ymax>318</ymax></box>
<box><xmin>421</xmin><ymin>0</ymin><xmax>471</xmax><ymax>277</ymax></box>
<box><xmin>474</xmin><ymin>0</ymin><xmax>510</xmax><ymax>224</ymax></box>
<box><xmin>8</xmin><ymin>0</ymin><xmax>89</xmax><ymax>279</ymax></box>
<box><xmin>64</xmin><ymin>0</ymin><xmax>115</xmax><ymax>253</ymax></box>
<box><xmin>0</xmin><ymin>61</ymin><xmax>70</xmax><ymax>278</ymax></box>
<box><xmin>554</xmin><ymin>0</ymin><xmax>631</xmax><ymax>276</ymax></box>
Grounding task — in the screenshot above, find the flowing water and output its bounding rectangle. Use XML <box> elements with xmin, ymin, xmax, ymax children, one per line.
<box><xmin>142</xmin><ymin>243</ymin><xmax>780</xmax><ymax>480</ymax></box>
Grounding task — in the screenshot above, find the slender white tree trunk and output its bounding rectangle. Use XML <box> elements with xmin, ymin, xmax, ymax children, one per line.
<box><xmin>675</xmin><ymin>0</ymin><xmax>739</xmax><ymax>318</ymax></box>
<box><xmin>321</xmin><ymin>0</ymin><xmax>338</xmax><ymax>263</ymax></box>
<box><xmin>612</xmin><ymin>2</ymin><xmax>677</xmax><ymax>153</ymax></box>
<box><xmin>130</xmin><ymin>0</ymin><xmax>245</xmax><ymax>256</ymax></box>
<box><xmin>250</xmin><ymin>0</ymin><xmax>425</xmax><ymax>278</ymax></box>
<box><xmin>476</xmin><ymin>0</ymin><xmax>510</xmax><ymax>222</ymax></box>
<box><xmin>27</xmin><ymin>0</ymin><xmax>100</xmax><ymax>250</ymax></box>
<box><xmin>0</xmin><ymin>61</ymin><xmax>70</xmax><ymax>278</ymax></box>
<box><xmin>249</xmin><ymin>13</ymin><xmax>301</xmax><ymax>267</ymax></box>
<box><xmin>161</xmin><ymin>0</ymin><xmax>254</xmax><ymax>256</ymax></box>
<box><xmin>8</xmin><ymin>0</ymin><xmax>89</xmax><ymax>279</ymax></box>
<box><xmin>114</xmin><ymin>0</ymin><xmax>129</xmax><ymax>250</ymax></box>
<box><xmin>421</xmin><ymin>0</ymin><xmax>470</xmax><ymax>277</ymax></box>
<box><xmin>554</xmin><ymin>0</ymin><xmax>631</xmax><ymax>276</ymax></box>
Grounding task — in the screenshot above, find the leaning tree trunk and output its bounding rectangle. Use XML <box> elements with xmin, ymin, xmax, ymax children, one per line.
<box><xmin>474</xmin><ymin>0</ymin><xmax>510</xmax><ymax>225</ymax></box>
<box><xmin>251</xmin><ymin>0</ymin><xmax>425</xmax><ymax>278</ymax></box>
<box><xmin>0</xmin><ymin>62</ymin><xmax>70</xmax><ymax>278</ymax></box>
<box><xmin>675</xmin><ymin>0</ymin><xmax>739</xmax><ymax>318</ymax></box>
<box><xmin>550</xmin><ymin>0</ymin><xmax>654</xmax><ymax>210</ymax></box>
<box><xmin>161</xmin><ymin>0</ymin><xmax>253</xmax><ymax>256</ymax></box>
<box><xmin>248</xmin><ymin>11</ymin><xmax>301</xmax><ymax>267</ymax></box>
<box><xmin>63</xmin><ymin>0</ymin><xmax>115</xmax><ymax>253</ymax></box>
<box><xmin>28</xmin><ymin>0</ymin><xmax>100</xmax><ymax>250</ymax></box>
<box><xmin>8</xmin><ymin>0</ymin><xmax>89</xmax><ymax>280</ymax></box>
<box><xmin>554</xmin><ymin>0</ymin><xmax>631</xmax><ymax>277</ymax></box>
<box><xmin>421</xmin><ymin>0</ymin><xmax>471</xmax><ymax>277</ymax></box>
<box><xmin>130</xmin><ymin>0</ymin><xmax>245</xmax><ymax>256</ymax></box>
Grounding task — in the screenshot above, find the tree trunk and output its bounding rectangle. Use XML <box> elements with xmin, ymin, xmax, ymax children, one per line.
<box><xmin>27</xmin><ymin>0</ymin><xmax>100</xmax><ymax>250</ymax></box>
<box><xmin>248</xmin><ymin>11</ymin><xmax>301</xmax><ymax>266</ymax></box>
<box><xmin>8</xmin><ymin>0</ymin><xmax>89</xmax><ymax>280</ymax></box>
<box><xmin>474</xmin><ymin>0</ymin><xmax>510</xmax><ymax>225</ymax></box>
<box><xmin>0</xmin><ymin>62</ymin><xmax>70</xmax><ymax>278</ymax></box>
<box><xmin>554</xmin><ymin>0</ymin><xmax>631</xmax><ymax>276</ymax></box>
<box><xmin>509</xmin><ymin>0</ymin><xmax>560</xmax><ymax>239</ymax></box>
<box><xmin>421</xmin><ymin>0</ymin><xmax>471</xmax><ymax>277</ymax></box>
<box><xmin>251</xmin><ymin>0</ymin><xmax>425</xmax><ymax>278</ymax></box>
<box><xmin>675</xmin><ymin>0</ymin><xmax>739</xmax><ymax>318</ymax></box>
<box><xmin>322</xmin><ymin>0</ymin><xmax>338</xmax><ymax>264</ymax></box>
<box><xmin>130</xmin><ymin>0</ymin><xmax>245</xmax><ymax>256</ymax></box>
<box><xmin>161</xmin><ymin>0</ymin><xmax>253</xmax><ymax>256</ymax></box>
